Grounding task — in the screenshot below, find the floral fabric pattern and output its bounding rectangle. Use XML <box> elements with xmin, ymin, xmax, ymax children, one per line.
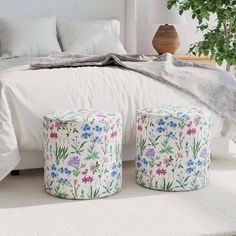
<box><xmin>43</xmin><ymin>109</ymin><xmax>122</xmax><ymax>199</ymax></box>
<box><xmin>136</xmin><ymin>105</ymin><xmax>211</xmax><ymax>191</ymax></box>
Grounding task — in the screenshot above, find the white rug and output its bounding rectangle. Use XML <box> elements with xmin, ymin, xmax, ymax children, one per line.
<box><xmin>0</xmin><ymin>157</ymin><xmax>236</xmax><ymax>236</ymax></box>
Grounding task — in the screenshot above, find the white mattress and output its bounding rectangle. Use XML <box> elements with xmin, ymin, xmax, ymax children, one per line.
<box><xmin>0</xmin><ymin>57</ymin><xmax>33</xmax><ymax>72</ymax></box>
<box><xmin>0</xmin><ymin>57</ymin><xmax>234</xmax><ymax>179</ymax></box>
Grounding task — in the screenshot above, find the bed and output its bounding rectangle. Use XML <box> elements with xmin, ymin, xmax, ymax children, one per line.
<box><xmin>0</xmin><ymin>0</ymin><xmax>236</xmax><ymax>181</ymax></box>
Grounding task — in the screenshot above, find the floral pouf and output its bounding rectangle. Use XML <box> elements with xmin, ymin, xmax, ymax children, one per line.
<box><xmin>43</xmin><ymin>108</ymin><xmax>122</xmax><ymax>199</ymax></box>
<box><xmin>136</xmin><ymin>105</ymin><xmax>211</xmax><ymax>191</ymax></box>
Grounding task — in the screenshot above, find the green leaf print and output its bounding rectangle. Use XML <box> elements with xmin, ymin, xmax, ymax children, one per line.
<box><xmin>72</xmin><ymin>167</ymin><xmax>81</xmax><ymax>177</ymax></box>
<box><xmin>148</xmin><ymin>157</ymin><xmax>156</xmax><ymax>168</ymax></box>
<box><xmin>148</xmin><ymin>134</ymin><xmax>161</xmax><ymax>148</ymax></box>
<box><xmin>88</xmin><ymin>186</ymin><xmax>100</xmax><ymax>199</ymax></box>
<box><xmin>160</xmin><ymin>178</ymin><xmax>173</xmax><ymax>191</ymax></box>
<box><xmin>159</xmin><ymin>138</ymin><xmax>173</xmax><ymax>154</ymax></box>
<box><xmin>176</xmin><ymin>175</ymin><xmax>191</xmax><ymax>189</ymax></box>
<box><xmin>192</xmin><ymin>138</ymin><xmax>201</xmax><ymax>160</ymax></box>
<box><xmin>54</xmin><ymin>185</ymin><xmax>68</xmax><ymax>198</ymax></box>
<box><xmin>102</xmin><ymin>179</ymin><xmax>115</xmax><ymax>194</ymax></box>
<box><xmin>71</xmin><ymin>141</ymin><xmax>86</xmax><ymax>155</ymax></box>
<box><xmin>45</xmin><ymin>179</ymin><xmax>54</xmax><ymax>192</ymax></box>
<box><xmin>54</xmin><ymin>143</ymin><xmax>69</xmax><ymax>165</ymax></box>
<box><xmin>177</xmin><ymin>118</ymin><xmax>185</xmax><ymax>129</ymax></box>
<box><xmin>139</xmin><ymin>136</ymin><xmax>147</xmax><ymax>156</ymax></box>
<box><xmin>190</xmin><ymin>176</ymin><xmax>200</xmax><ymax>190</ymax></box>
<box><xmin>86</xmin><ymin>144</ymin><xmax>100</xmax><ymax>161</ymax></box>
<box><xmin>114</xmin><ymin>182</ymin><xmax>121</xmax><ymax>194</ymax></box>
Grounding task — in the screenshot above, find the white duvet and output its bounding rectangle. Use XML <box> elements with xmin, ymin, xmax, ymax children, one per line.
<box><xmin>0</xmin><ymin>57</ymin><xmax>233</xmax><ymax>180</ymax></box>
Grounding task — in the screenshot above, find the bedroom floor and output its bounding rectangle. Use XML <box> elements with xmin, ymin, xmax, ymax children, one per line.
<box><xmin>0</xmin><ymin>157</ymin><xmax>236</xmax><ymax>236</ymax></box>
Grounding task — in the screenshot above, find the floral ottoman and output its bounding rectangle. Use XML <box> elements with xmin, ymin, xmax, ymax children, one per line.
<box><xmin>136</xmin><ymin>105</ymin><xmax>211</xmax><ymax>191</ymax></box>
<box><xmin>43</xmin><ymin>108</ymin><xmax>122</xmax><ymax>199</ymax></box>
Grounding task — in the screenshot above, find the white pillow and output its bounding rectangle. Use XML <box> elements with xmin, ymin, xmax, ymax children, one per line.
<box><xmin>57</xmin><ymin>19</ymin><xmax>126</xmax><ymax>55</ymax></box>
<box><xmin>0</xmin><ymin>16</ymin><xmax>61</xmax><ymax>58</ymax></box>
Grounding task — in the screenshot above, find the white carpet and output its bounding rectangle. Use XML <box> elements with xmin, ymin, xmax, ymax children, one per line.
<box><xmin>0</xmin><ymin>157</ymin><xmax>236</xmax><ymax>236</ymax></box>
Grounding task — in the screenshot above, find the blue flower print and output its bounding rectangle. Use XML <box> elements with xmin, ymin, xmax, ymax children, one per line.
<box><xmin>51</xmin><ymin>164</ymin><xmax>57</xmax><ymax>171</ymax></box>
<box><xmin>51</xmin><ymin>171</ymin><xmax>56</xmax><ymax>178</ymax></box>
<box><xmin>58</xmin><ymin>178</ymin><xmax>70</xmax><ymax>185</ymax></box>
<box><xmin>112</xmin><ymin>163</ymin><xmax>117</xmax><ymax>170</ymax></box>
<box><xmin>186</xmin><ymin>166</ymin><xmax>194</xmax><ymax>173</ymax></box>
<box><xmin>196</xmin><ymin>170</ymin><xmax>202</xmax><ymax>177</ymax></box>
<box><xmin>82</xmin><ymin>132</ymin><xmax>91</xmax><ymax>139</ymax></box>
<box><xmin>141</xmin><ymin>168</ymin><xmax>146</xmax><ymax>174</ymax></box>
<box><xmin>187</xmin><ymin>159</ymin><xmax>194</xmax><ymax>166</ymax></box>
<box><xmin>197</xmin><ymin>160</ymin><xmax>202</xmax><ymax>166</ymax></box>
<box><xmin>93</xmin><ymin>136</ymin><xmax>101</xmax><ymax>144</ymax></box>
<box><xmin>157</xmin><ymin>127</ymin><xmax>165</xmax><ymax>133</ymax></box>
<box><xmin>60</xmin><ymin>167</ymin><xmax>64</xmax><ymax>173</ymax></box>
<box><xmin>157</xmin><ymin>119</ymin><xmax>165</xmax><ymax>126</ymax></box>
<box><xmin>94</xmin><ymin>125</ymin><xmax>103</xmax><ymax>132</ymax></box>
<box><xmin>177</xmin><ymin>112</ymin><xmax>189</xmax><ymax>121</ymax></box>
<box><xmin>166</xmin><ymin>131</ymin><xmax>175</xmax><ymax>139</ymax></box>
<box><xmin>111</xmin><ymin>171</ymin><xmax>117</xmax><ymax>177</ymax></box>
<box><xmin>64</xmin><ymin>168</ymin><xmax>71</xmax><ymax>175</ymax></box>
<box><xmin>137</xmin><ymin>162</ymin><xmax>141</xmax><ymax>168</ymax></box>
<box><xmin>169</xmin><ymin>121</ymin><xmax>177</xmax><ymax>128</ymax></box>
<box><xmin>116</xmin><ymin>173</ymin><xmax>121</xmax><ymax>180</ymax></box>
<box><xmin>142</xmin><ymin>159</ymin><xmax>148</xmax><ymax>166</ymax></box>
<box><xmin>137</xmin><ymin>154</ymin><xmax>141</xmax><ymax>161</ymax></box>
<box><xmin>82</xmin><ymin>124</ymin><xmax>91</xmax><ymax>132</ymax></box>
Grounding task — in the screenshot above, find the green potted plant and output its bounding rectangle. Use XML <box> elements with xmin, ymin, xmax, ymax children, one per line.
<box><xmin>167</xmin><ymin>0</ymin><xmax>236</xmax><ymax>72</ymax></box>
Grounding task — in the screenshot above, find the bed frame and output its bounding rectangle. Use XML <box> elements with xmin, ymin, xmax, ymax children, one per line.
<box><xmin>1</xmin><ymin>0</ymin><xmax>137</xmax><ymax>172</ymax></box>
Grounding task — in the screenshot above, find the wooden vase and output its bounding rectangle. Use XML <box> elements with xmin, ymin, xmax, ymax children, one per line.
<box><xmin>152</xmin><ymin>25</ymin><xmax>180</xmax><ymax>55</ymax></box>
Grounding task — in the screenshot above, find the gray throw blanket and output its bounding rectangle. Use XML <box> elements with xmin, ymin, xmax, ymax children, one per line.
<box><xmin>31</xmin><ymin>52</ymin><xmax>236</xmax><ymax>125</ymax></box>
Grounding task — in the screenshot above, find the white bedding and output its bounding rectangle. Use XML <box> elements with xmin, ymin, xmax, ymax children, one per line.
<box><xmin>0</xmin><ymin>57</ymin><xmax>234</xmax><ymax>180</ymax></box>
<box><xmin>0</xmin><ymin>57</ymin><xmax>32</xmax><ymax>72</ymax></box>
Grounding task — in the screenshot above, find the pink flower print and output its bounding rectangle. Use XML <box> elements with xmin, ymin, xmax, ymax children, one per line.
<box><xmin>156</xmin><ymin>161</ymin><xmax>162</xmax><ymax>167</ymax></box>
<box><xmin>82</xmin><ymin>169</ymin><xmax>88</xmax><ymax>175</ymax></box>
<box><xmin>187</xmin><ymin>128</ymin><xmax>196</xmax><ymax>135</ymax></box>
<box><xmin>50</xmin><ymin>132</ymin><xmax>58</xmax><ymax>139</ymax></box>
<box><xmin>140</xmin><ymin>115</ymin><xmax>145</xmax><ymax>121</ymax></box>
<box><xmin>87</xmin><ymin>176</ymin><xmax>94</xmax><ymax>182</ymax></box>
<box><xmin>82</xmin><ymin>176</ymin><xmax>94</xmax><ymax>184</ymax></box>
<box><xmin>90</xmin><ymin>164</ymin><xmax>96</xmax><ymax>172</ymax></box>
<box><xmin>187</xmin><ymin>121</ymin><xmax>192</xmax><ymax>127</ymax></box>
<box><xmin>194</xmin><ymin>116</ymin><xmax>201</xmax><ymax>124</ymax></box>
<box><xmin>156</xmin><ymin>168</ymin><xmax>167</xmax><ymax>175</ymax></box>
<box><xmin>55</xmin><ymin>121</ymin><xmax>66</xmax><ymax>129</ymax></box>
<box><xmin>177</xmin><ymin>152</ymin><xmax>184</xmax><ymax>158</ymax></box>
<box><xmin>103</xmin><ymin>156</ymin><xmax>108</xmax><ymax>163</ymax></box>
<box><xmin>161</xmin><ymin>169</ymin><xmax>167</xmax><ymax>175</ymax></box>
<box><xmin>97</xmin><ymin>112</ymin><xmax>106</xmax><ymax>118</ymax></box>
<box><xmin>137</xmin><ymin>124</ymin><xmax>143</xmax><ymax>131</ymax></box>
<box><xmin>111</xmin><ymin>131</ymin><xmax>118</xmax><ymax>138</ymax></box>
<box><xmin>163</xmin><ymin>157</ymin><xmax>169</xmax><ymax>166</ymax></box>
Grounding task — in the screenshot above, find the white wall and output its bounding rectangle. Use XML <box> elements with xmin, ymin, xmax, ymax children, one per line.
<box><xmin>137</xmin><ymin>0</ymin><xmax>215</xmax><ymax>54</ymax></box>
